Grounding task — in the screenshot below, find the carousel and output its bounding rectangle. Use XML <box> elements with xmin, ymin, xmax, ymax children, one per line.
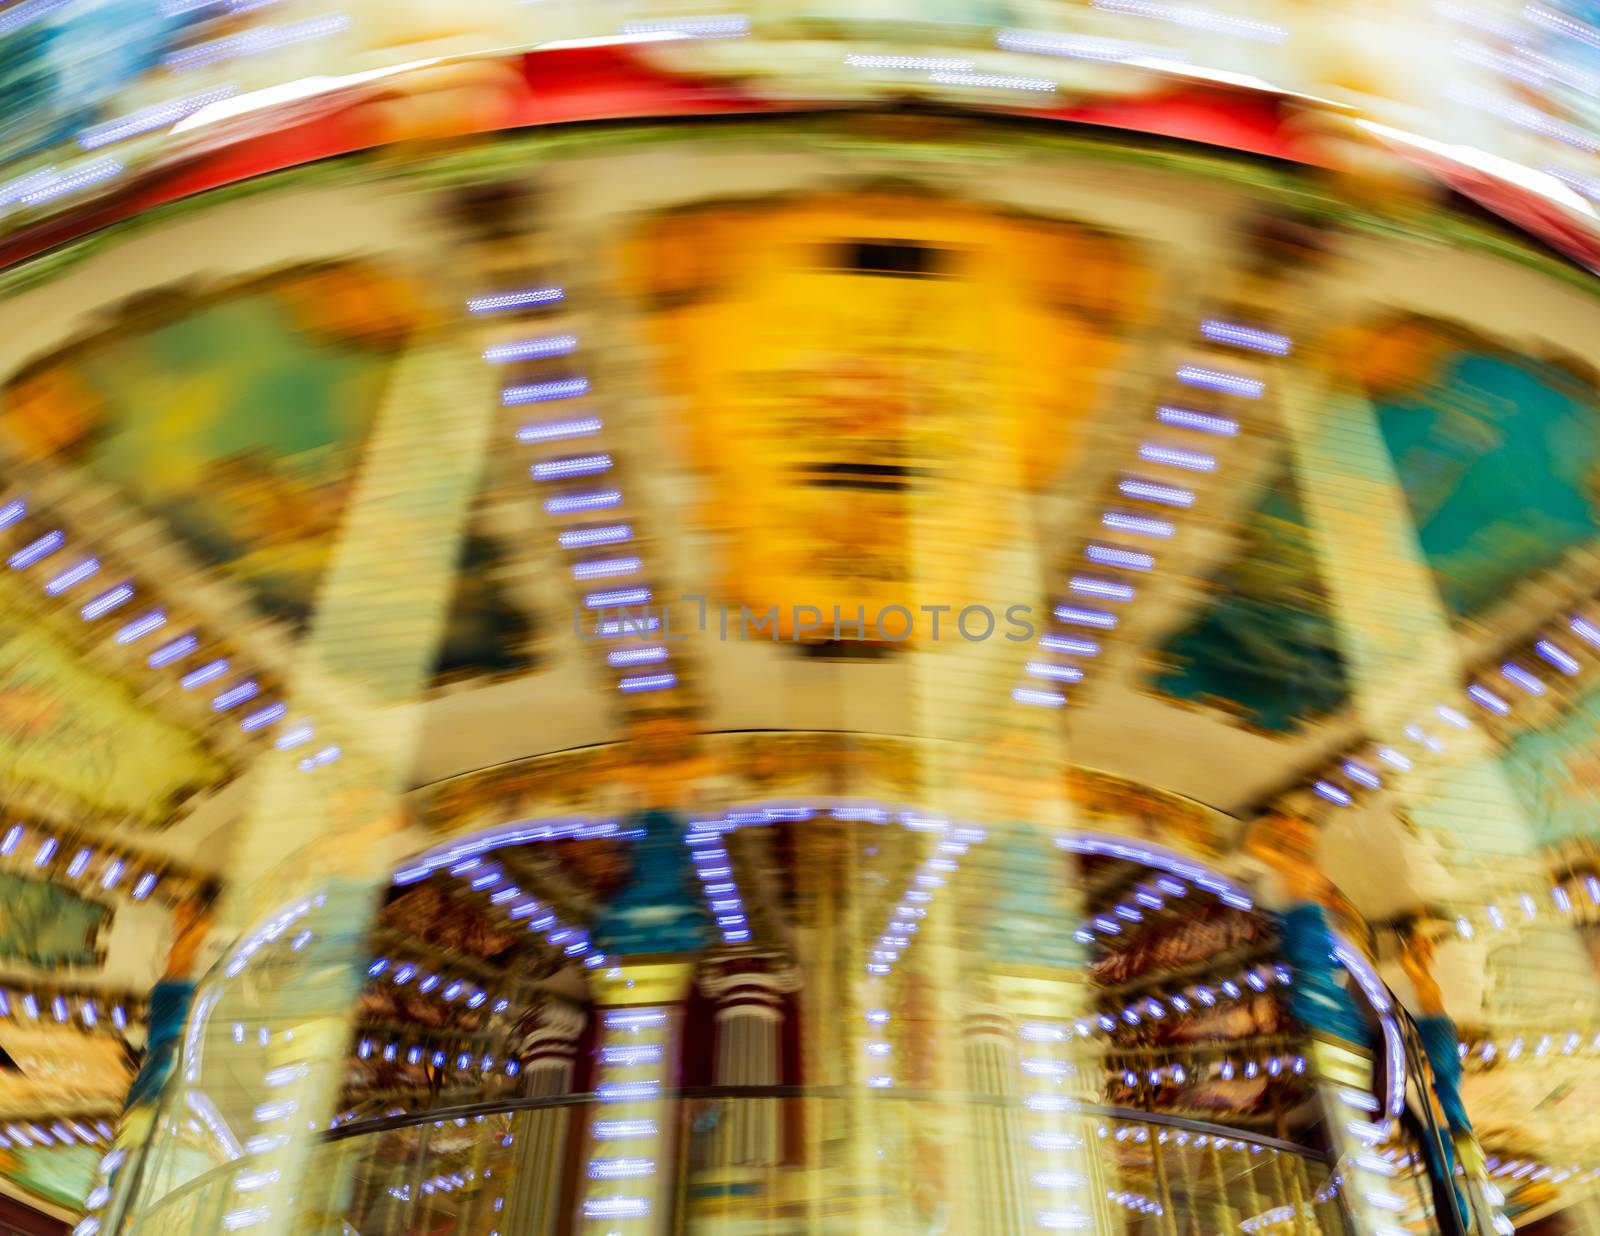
<box><xmin>0</xmin><ymin>2</ymin><xmax>1598</xmax><ymax>1235</ymax></box>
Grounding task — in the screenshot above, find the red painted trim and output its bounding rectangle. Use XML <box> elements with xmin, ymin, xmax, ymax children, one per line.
<box><xmin>0</xmin><ymin>1190</ymin><xmax>68</xmax><ymax>1235</ymax></box>
<box><xmin>0</xmin><ymin>44</ymin><xmax>1591</xmax><ymax>275</ymax></box>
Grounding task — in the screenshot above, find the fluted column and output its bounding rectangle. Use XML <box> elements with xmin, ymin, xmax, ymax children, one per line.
<box><xmin>698</xmin><ymin>953</ymin><xmax>797</xmax><ymax>1169</ymax></box>
<box><xmin>962</xmin><ymin>1001</ymin><xmax>1030</xmax><ymax>1236</ymax></box>
<box><xmin>503</xmin><ymin>999</ymin><xmax>586</xmax><ymax>1236</ymax></box>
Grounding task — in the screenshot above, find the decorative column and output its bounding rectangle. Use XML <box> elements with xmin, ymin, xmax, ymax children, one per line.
<box><xmin>503</xmin><ymin>998</ymin><xmax>586</xmax><ymax>1236</ymax></box>
<box><xmin>575</xmin><ymin>964</ymin><xmax>696</xmax><ymax>1235</ymax></box>
<box><xmin>1244</xmin><ymin>815</ymin><xmax>1401</xmax><ymax>1236</ymax></box>
<box><xmin>83</xmin><ymin>301</ymin><xmax>500</xmax><ymax>1236</ymax></box>
<box><xmin>961</xmin><ymin>1002</ymin><xmax>1030</xmax><ymax>1236</ymax></box>
<box><xmin>575</xmin><ymin>713</ymin><xmax>714</xmax><ymax>1235</ymax></box>
<box><xmin>91</xmin><ymin>893</ymin><xmax>217</xmax><ymax>1234</ymax></box>
<box><xmin>698</xmin><ymin>952</ymin><xmax>796</xmax><ymax>1169</ymax></box>
<box><xmin>963</xmin><ymin>723</ymin><xmax>1111</xmax><ymax>1236</ymax></box>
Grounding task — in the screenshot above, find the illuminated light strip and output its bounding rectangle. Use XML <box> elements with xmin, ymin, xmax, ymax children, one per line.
<box><xmin>161</xmin><ymin>0</ymin><xmax>284</xmax><ymax>16</ymax></box>
<box><xmin>1535</xmin><ymin>639</ymin><xmax>1581</xmax><ymax>674</ymax></box>
<box><xmin>81</xmin><ymin>584</ymin><xmax>133</xmax><ymax>620</ymax></box>
<box><xmin>1467</xmin><ymin>683</ymin><xmax>1511</xmax><ymax>715</ymax></box>
<box><xmin>607</xmin><ymin>646</ymin><xmax>668</xmax><ymax>667</ymax></box>
<box><xmin>467</xmin><ymin>287</ymin><xmax>564</xmax><ymax>315</ymax></box>
<box><xmin>546</xmin><ymin>490</ymin><xmax>621</xmax><ymax>514</ymax></box>
<box><xmin>927</xmin><ymin>70</ymin><xmax>1056</xmax><ymax>91</ymax></box>
<box><xmin>240</xmin><ymin>703</ymin><xmax>286</xmax><ymax>733</ymax></box>
<box><xmin>148</xmin><ymin>634</ymin><xmax>196</xmax><ymax>667</ymax></box>
<box><xmin>559</xmin><ymin>524</ymin><xmax>631</xmax><ymax>549</ymax></box>
<box><xmin>1054</xmin><ymin>606</ymin><xmax>1118</xmax><ymax>630</ymax></box>
<box><xmin>1175</xmin><ymin>365</ymin><xmax>1264</xmax><ymax>397</ymax></box>
<box><xmin>1013</xmin><ymin>686</ymin><xmax>1066</xmax><ymax>707</ymax></box>
<box><xmin>1199</xmin><ymin>321</ymin><xmax>1292</xmax><ymax>354</ymax></box>
<box><xmin>0</xmin><ymin>0</ymin><xmax>70</xmax><ymax>38</ymax></box>
<box><xmin>449</xmin><ymin>867</ymin><xmax>603</xmax><ymax>968</ymax></box>
<box><xmin>995</xmin><ymin>28</ymin><xmax>1172</xmax><ymax>61</ymax></box>
<box><xmin>1343</xmin><ymin>762</ymin><xmax>1381</xmax><ymax>790</ymax></box>
<box><xmin>503</xmin><ymin>377</ymin><xmax>590</xmax><ymax>407</ymax></box>
<box><xmin>1573</xmin><ymin>615</ymin><xmax>1600</xmax><ymax>648</ymax></box>
<box><xmin>1084</xmin><ymin>545</ymin><xmax>1152</xmax><ymax>570</ymax></box>
<box><xmin>275</xmin><ymin>722</ymin><xmax>313</xmax><ymax>750</ymax></box>
<box><xmin>619</xmin><ymin>14</ymin><xmax>750</xmax><ymax>37</ymax></box>
<box><xmin>1</xmin><ymin>160</ymin><xmax>123</xmax><ymax>211</ymax></box>
<box><xmin>1527</xmin><ymin>3</ymin><xmax>1600</xmax><ymax>50</ymax></box>
<box><xmin>585</xmin><ymin>586</ymin><xmax>650</xmax><ymax>609</ymax></box>
<box><xmin>1039</xmin><ymin>634</ymin><xmax>1099</xmax><ymax>656</ymax></box>
<box><xmin>114</xmin><ymin>605</ymin><xmax>165</xmax><ymax>637</ymax></box>
<box><xmin>1091</xmin><ymin>0</ymin><xmax>1288</xmax><ymax>41</ymax></box>
<box><xmin>1101</xmin><ymin>511</ymin><xmax>1174</xmax><ymax>537</ymax></box>
<box><xmin>483</xmin><ymin>334</ymin><xmax>577</xmax><ymax>363</ymax></box>
<box><xmin>593</xmin><ymin>1120</ymin><xmax>657</xmax><ymax>1139</ymax></box>
<box><xmin>78</xmin><ymin>86</ymin><xmax>240</xmax><ymax>149</ymax></box>
<box><xmin>1154</xmin><ymin>405</ymin><xmax>1239</xmax><ymax>436</ymax></box>
<box><xmin>1068</xmin><ymin>576</ymin><xmax>1135</xmax><ymax>601</ymax></box>
<box><xmin>9</xmin><ymin>532</ymin><xmax>63</xmax><ymax>570</ymax></box>
<box><xmin>1025</xmin><ymin>663</ymin><xmax>1084</xmax><ymax>683</ymax></box>
<box><xmin>584</xmin><ymin>1196</ymin><xmax>651</xmax><ymax>1219</ymax></box>
<box><xmin>518</xmin><ymin>417</ymin><xmax>602</xmax><ymax>444</ymax></box>
<box><xmin>845</xmin><ymin>53</ymin><xmax>976</xmax><ymax>71</ymax></box>
<box><xmin>614</xmin><ymin>672</ymin><xmax>672</xmax><ymax>691</ymax></box>
<box><xmin>1376</xmin><ymin>747</ymin><xmax>1410</xmax><ymax>771</ymax></box>
<box><xmin>594</xmin><ymin>615</ymin><xmax>660</xmax><ymax>637</ymax></box>
<box><xmin>1545</xmin><ymin>164</ymin><xmax>1600</xmax><ymax>203</ymax></box>
<box><xmin>1137</xmin><ymin>443</ymin><xmax>1216</xmax><ymax>471</ymax></box>
<box><xmin>1313</xmin><ymin>780</ymin><xmax>1352</xmax><ymax>807</ymax></box>
<box><xmin>163</xmin><ymin>14</ymin><xmax>352</xmax><ymax>71</ymax></box>
<box><xmin>572</xmin><ymin>557</ymin><xmax>641</xmax><ymax>580</ymax></box>
<box><xmin>44</xmin><ymin>558</ymin><xmax>99</xmax><ymax>594</ymax></box>
<box><xmin>180</xmin><ymin>659</ymin><xmax>229</xmax><ymax>690</ymax></box>
<box><xmin>532</xmin><ymin>454</ymin><xmax>611</xmax><ymax>481</ymax></box>
<box><xmin>1501</xmin><ymin>662</ymin><xmax>1544</xmax><ymax>695</ymax></box>
<box><xmin>213</xmin><ymin>681</ymin><xmax>259</xmax><ymax>712</ymax></box>
<box><xmin>1117</xmin><ymin>478</ymin><xmax>1194</xmax><ymax>507</ymax></box>
<box><xmin>1460</xmin><ymin>88</ymin><xmax>1600</xmax><ymax>150</ymax></box>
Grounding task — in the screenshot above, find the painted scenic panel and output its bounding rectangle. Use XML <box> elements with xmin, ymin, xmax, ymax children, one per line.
<box><xmin>1</xmin><ymin>262</ymin><xmax>417</xmax><ymax>629</ymax></box>
<box><xmin>1152</xmin><ymin>318</ymin><xmax>1600</xmax><ymax>732</ymax></box>
<box><xmin>1151</xmin><ymin>467</ymin><xmax>1350</xmax><ymax>734</ymax></box>
<box><xmin>0</xmin><ymin>605</ymin><xmax>224</xmax><ymax>826</ymax></box>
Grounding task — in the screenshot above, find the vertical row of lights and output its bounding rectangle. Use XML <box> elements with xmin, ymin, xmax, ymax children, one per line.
<box><xmin>469</xmin><ymin>288</ymin><xmax>677</xmax><ymax>695</ymax></box>
<box><xmin>1017</xmin><ymin>1020</ymin><xmax>1092</xmax><ymax>1231</ymax></box>
<box><xmin>1012</xmin><ymin>320</ymin><xmax>1286</xmax><ymax>709</ymax></box>
<box><xmin>860</xmin><ymin>822</ymin><xmax>985</xmax><ymax>1089</ymax></box>
<box><xmin>581</xmin><ymin>1007</ymin><xmax>670</xmax><ymax>1228</ymax></box>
